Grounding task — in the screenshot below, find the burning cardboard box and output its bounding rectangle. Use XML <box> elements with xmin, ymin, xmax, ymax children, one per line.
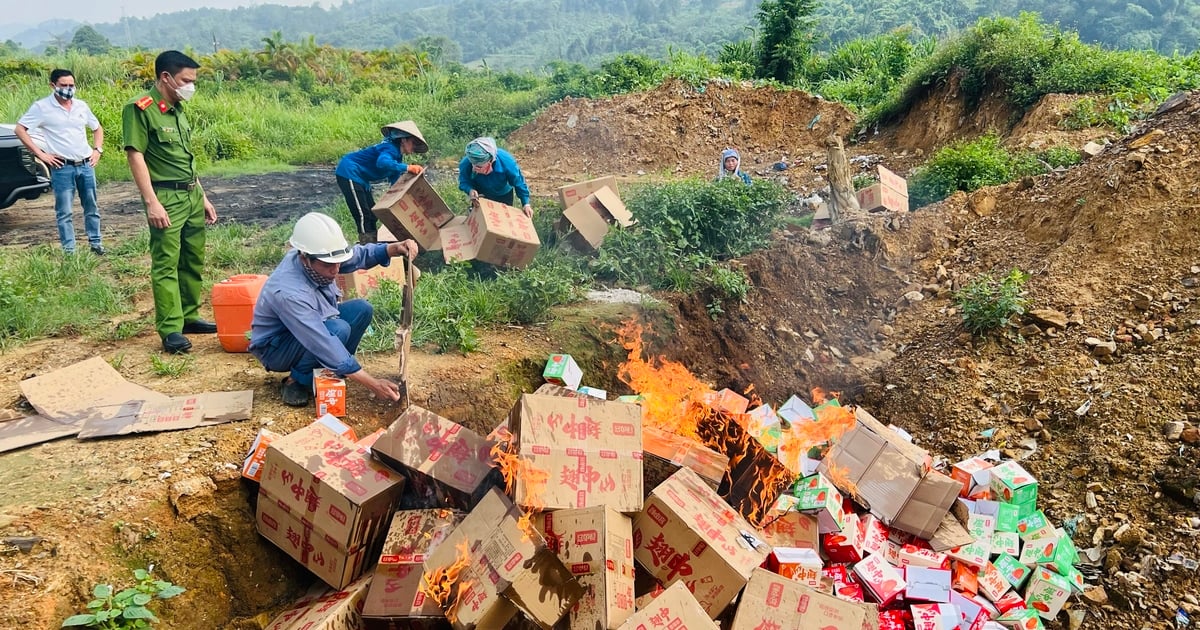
<box><xmin>542</xmin><ymin>354</ymin><xmax>583</xmax><ymax>390</ymax></box>
<box><xmin>257</xmin><ymin>422</ymin><xmax>406</xmax><ymax>589</ymax></box>
<box><xmin>730</xmin><ymin>568</ymin><xmax>867</xmax><ymax>630</ymax></box>
<box><xmin>633</xmin><ymin>467</ymin><xmax>772</xmax><ymax>618</ymax></box>
<box><xmin>818</xmin><ymin>407</ymin><xmax>960</xmax><ymax>539</ymax></box>
<box><xmin>372</xmin><ymin>406</ymin><xmax>501</xmax><ymax>511</ymax></box>
<box><xmin>535</xmin><ymin>506</ymin><xmax>636</xmax><ymax>630</ymax></box>
<box><xmin>616</xmin><ymin>581</ymin><xmax>716</xmax><ymax>630</ymax></box>
<box><xmin>560</xmin><ymin>186</ymin><xmax>635</xmax><ymax>252</ymax></box>
<box><xmin>694</xmin><ymin>404</ymin><xmax>797</xmax><ymax>527</ymax></box>
<box><xmin>265</xmin><ymin>574</ymin><xmax>373</xmax><ymax>630</ymax></box>
<box><xmin>441</xmin><ymin>199</ymin><xmax>540</xmax><ymax>269</ymax></box>
<box><xmin>336</xmin><ymin>260</ymin><xmax>406</xmax><ymax>299</ymax></box>
<box><xmin>422</xmin><ymin>488</ymin><xmax>584</xmax><ymax>630</ymax></box>
<box><xmin>508</xmin><ymin>394</ymin><xmax>643</xmax><ymax>513</ymax></box>
<box><xmin>373</xmin><ymin>172</ymin><xmax>457</xmax><ymax>251</ymax></box>
<box><xmin>641</xmin><ymin>426</ymin><xmax>728</xmax><ymax>493</ymax></box>
<box><xmin>363</xmin><ymin>509</ymin><xmax>466</xmax><ymax>630</ymax></box>
<box><xmin>745</xmin><ymin>404</ymin><xmax>784</xmax><ymax>453</ymax></box>
<box><xmin>758</xmin><ymin>498</ymin><xmax>820</xmax><ymax>550</ymax></box>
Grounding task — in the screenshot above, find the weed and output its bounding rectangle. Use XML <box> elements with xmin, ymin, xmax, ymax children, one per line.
<box><xmin>494</xmin><ymin>254</ymin><xmax>586</xmax><ymax>325</ymax></box>
<box><xmin>103</xmin><ymin>320</ymin><xmax>149</xmax><ymax>342</ymax></box>
<box><xmin>954</xmin><ymin>269</ymin><xmax>1030</xmax><ymax>336</ymax></box>
<box><xmin>109</xmin><ymin>353</ymin><xmax>127</xmax><ymax>371</ymax></box>
<box><xmin>61</xmin><ymin>567</ymin><xmax>185</xmax><ymax>629</ymax></box>
<box><xmin>908</xmin><ymin>134</ymin><xmax>1045</xmax><ymax>208</ymax></box>
<box><xmin>149</xmin><ymin>354</ymin><xmax>194</xmax><ymax>378</ymax></box>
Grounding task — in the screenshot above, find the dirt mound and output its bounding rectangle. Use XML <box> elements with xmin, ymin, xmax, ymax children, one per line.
<box><xmin>1007</xmin><ymin>93</ymin><xmax>1116</xmax><ymax>150</ymax></box>
<box><xmin>510</xmin><ymin>78</ymin><xmax>857</xmax><ymax>188</ymax></box>
<box><xmin>657</xmin><ymin>94</ymin><xmax>1200</xmax><ymax>628</ymax></box>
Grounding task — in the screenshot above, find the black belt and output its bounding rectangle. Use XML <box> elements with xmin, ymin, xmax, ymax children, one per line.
<box><xmin>152</xmin><ymin>180</ymin><xmax>197</xmax><ymax>191</ymax></box>
<box><xmin>56</xmin><ymin>158</ymin><xmax>88</xmax><ymax>167</ymax></box>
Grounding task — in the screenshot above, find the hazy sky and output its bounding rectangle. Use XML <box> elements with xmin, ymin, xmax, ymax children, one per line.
<box><xmin>3</xmin><ymin>1</ymin><xmax>335</xmax><ymax>29</ymax></box>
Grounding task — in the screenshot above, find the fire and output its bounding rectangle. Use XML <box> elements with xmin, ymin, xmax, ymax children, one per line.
<box><xmin>617</xmin><ymin>321</ymin><xmax>713</xmax><ymax>440</ymax></box>
<box><xmin>490</xmin><ymin>442</ymin><xmax>548</xmax><ymax>542</ymax></box>
<box><xmin>422</xmin><ymin>539</ymin><xmax>473</xmax><ymax>622</ymax></box>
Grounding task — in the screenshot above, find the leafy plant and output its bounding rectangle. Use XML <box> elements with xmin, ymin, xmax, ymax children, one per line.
<box><xmin>953</xmin><ymin>269</ymin><xmax>1030</xmax><ymax>336</ymax></box>
<box><xmin>149</xmin><ymin>354</ymin><xmax>194</xmax><ymax>378</ymax></box>
<box><xmin>62</xmin><ymin>567</ymin><xmax>185</xmax><ymax>629</ymax></box>
<box><xmin>908</xmin><ymin>134</ymin><xmax>1045</xmax><ymax>208</ymax></box>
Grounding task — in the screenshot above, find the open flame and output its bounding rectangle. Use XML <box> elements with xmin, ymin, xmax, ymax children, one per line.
<box><xmin>617</xmin><ymin>320</ymin><xmax>713</xmax><ymax>440</ymax></box>
<box><xmin>422</xmin><ymin>539</ymin><xmax>473</xmax><ymax>622</ymax></box>
<box><xmin>490</xmin><ymin>442</ymin><xmax>548</xmax><ymax>541</ymax></box>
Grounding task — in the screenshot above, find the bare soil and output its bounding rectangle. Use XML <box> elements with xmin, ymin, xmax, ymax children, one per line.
<box><xmin>2</xmin><ymin>80</ymin><xmax>1198</xmax><ymax>630</ymax></box>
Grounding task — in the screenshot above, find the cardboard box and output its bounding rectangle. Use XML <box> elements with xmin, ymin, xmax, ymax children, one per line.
<box><xmin>951</xmin><ymin>458</ymin><xmax>994</xmax><ymax>498</ymax></box>
<box><xmin>373</xmin><ymin>172</ymin><xmax>457</xmax><ymax>251</ymax></box>
<box><xmin>745</xmin><ymin>404</ymin><xmax>784</xmax><ymax>453</ymax></box>
<box><xmin>642</xmin><ymin>426</ymin><xmax>728</xmax><ymax>493</ymax></box>
<box><xmin>337</xmin><ymin>261</ymin><xmax>406</xmax><ymax>300</ymax></box>
<box><xmin>558</xmin><ymin>175</ymin><xmax>619</xmax><ymax>209</ymax></box>
<box><xmin>577</xmin><ymin>386</ymin><xmax>608</xmax><ymax>400</ymax></box>
<box><xmin>904</xmin><ymin>567</ymin><xmax>951</xmax><ymax>603</ymax></box>
<box><xmin>950</xmin><ymin>591</ymin><xmax>991</xmax><ymax>630</ymax></box>
<box><xmin>992</xmin><ymin>531</ymin><xmax>1020</xmax><ymax>557</ymax></box>
<box><xmin>265</xmin><ymin>574</ymin><xmax>373</xmax><ymax>630</ymax></box>
<box><xmin>441</xmin><ymin>200</ymin><xmax>540</xmax><ymax>269</ymax></box>
<box><xmin>822</xmin><ymin>511</ymin><xmax>863</xmax><ymax>564</ymax></box>
<box><xmin>258</xmin><ymin>423</ymin><xmax>405</xmax><ymax>589</ymax></box>
<box><xmin>977</xmin><ymin>562</ymin><xmax>1011</xmax><ymax>602</ymax></box>
<box><xmin>876</xmin><ymin>165</ymin><xmax>908</xmax><ymax>198</ymax></box>
<box><xmin>897</xmin><ymin>543</ymin><xmax>948</xmax><ymax>569</ymax></box>
<box><xmin>617</xmin><ymin>581</ymin><xmax>717</xmax><ymax>630</ymax></box>
<box><xmin>731</xmin><ymin>568</ymin><xmax>866</xmax><ymax>630</ymax></box>
<box><xmin>995</xmin><ymin>608</ymin><xmax>1045</xmax><ymax>630</ymax></box>
<box><xmin>855</xmin><ymin>183</ymin><xmax>908</xmax><ymax>213</ymax></box>
<box><xmin>371</xmin><ymin>406</ymin><xmax>500</xmax><ymax>511</ymax></box>
<box><xmin>909</xmin><ymin>603</ymin><xmax>959</xmax><ymax>630</ymax></box>
<box><xmin>242</xmin><ymin>429</ymin><xmax>281</xmax><ymax>482</ymax></box>
<box><xmin>1022</xmin><ymin>569</ymin><xmax>1071</xmax><ymax>619</ymax></box>
<box><xmin>852</xmin><ymin>554</ymin><xmax>906</xmax><ymax>606</ymax></box>
<box><xmin>988</xmin><ymin>462</ymin><xmax>1038</xmax><ymax>507</ymax></box>
<box><xmin>633</xmin><ymin>467</ymin><xmax>772</xmax><ymax>618</ymax></box>
<box><xmin>538</xmin><ymin>506</ymin><xmax>636</xmax><ymax>630</ymax></box>
<box><xmin>759</xmin><ymin>503</ymin><xmax>819</xmax><ymax>550</ymax></box>
<box><xmin>314</xmin><ymin>369</ymin><xmax>347</xmax><ymax>418</ymax></box>
<box><xmin>1015</xmin><ymin>511</ymin><xmax>1055</xmax><ymax>542</ymax></box>
<box><xmin>948</xmin><ymin>513</ymin><xmax>994</xmax><ymax>569</ymax></box>
<box><xmin>819</xmin><ymin>407</ymin><xmax>960</xmax><ymax>539</ymax></box>
<box><xmin>695</xmin><ymin>406</ymin><xmax>797</xmax><ymax>527</ymax></box>
<box><xmin>1016</xmin><ymin>537</ymin><xmax>1057</xmax><ymax>566</ymax></box>
<box><xmin>777</xmin><ymin>395</ymin><xmax>816</xmax><ymax>424</ymax></box>
<box><xmin>508</xmin><ymin>394</ymin><xmax>643</xmax><ymax>513</ymax></box>
<box><xmin>422</xmin><ymin>488</ymin><xmax>584</xmax><ymax>630</ymax></box>
<box><xmin>705</xmin><ymin>388</ymin><xmax>750</xmax><ymax>415</ymax></box>
<box><xmin>542</xmin><ymin>354</ymin><xmax>583</xmax><ymax>390</ymax></box>
<box><xmin>768</xmin><ymin>546</ymin><xmax>823</xmax><ymax>587</ymax></box>
<box><xmin>823</xmin><ymin>566</ymin><xmax>866</xmax><ymax>603</ymax></box>
<box><xmin>992</xmin><ymin>554</ymin><xmax>1031</xmax><ymax>590</ymax></box>
<box><xmin>362</xmin><ymin>509</ymin><xmax>465</xmax><ymax>630</ymax></box>
<box><xmin>796</xmin><ymin>474</ymin><xmax>847</xmax><ymax>534</ymax></box>
<box><xmin>561</xmin><ymin>186</ymin><xmax>634</xmax><ymax>252</ymax></box>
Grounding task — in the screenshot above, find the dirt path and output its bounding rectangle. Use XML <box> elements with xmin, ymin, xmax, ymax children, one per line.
<box><xmin>0</xmin><ymin>167</ymin><xmax>336</xmax><ymax>247</ymax></box>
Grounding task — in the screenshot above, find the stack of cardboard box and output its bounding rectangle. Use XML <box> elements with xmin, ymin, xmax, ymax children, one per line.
<box><xmin>856</xmin><ymin>165</ymin><xmax>910</xmax><ymax>213</ymax></box>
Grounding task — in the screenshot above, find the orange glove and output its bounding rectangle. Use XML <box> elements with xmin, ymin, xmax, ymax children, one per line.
<box><xmin>407</xmin><ymin>164</ymin><xmax>424</xmax><ymax>176</ymax></box>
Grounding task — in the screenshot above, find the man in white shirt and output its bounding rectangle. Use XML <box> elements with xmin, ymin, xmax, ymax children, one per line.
<box><xmin>16</xmin><ymin>69</ymin><xmax>106</xmax><ymax>255</ymax></box>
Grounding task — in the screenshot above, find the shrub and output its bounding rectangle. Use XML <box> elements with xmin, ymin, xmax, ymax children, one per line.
<box><xmin>953</xmin><ymin>268</ymin><xmax>1029</xmax><ymax>336</ymax></box>
<box><xmin>908</xmin><ymin>134</ymin><xmax>1041</xmax><ymax>208</ymax></box>
<box><xmin>494</xmin><ymin>253</ymin><xmax>586</xmax><ymax>325</ymax></box>
<box><xmin>594</xmin><ymin>178</ymin><xmax>790</xmax><ymax>289</ymax></box>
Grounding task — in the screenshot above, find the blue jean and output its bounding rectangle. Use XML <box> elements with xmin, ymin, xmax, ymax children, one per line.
<box><xmin>256</xmin><ymin>299</ymin><xmax>373</xmax><ymax>387</ymax></box>
<box><xmin>50</xmin><ymin>162</ymin><xmax>102</xmax><ymax>252</ymax></box>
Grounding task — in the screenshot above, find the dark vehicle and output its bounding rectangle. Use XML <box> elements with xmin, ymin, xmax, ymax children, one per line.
<box><xmin>0</xmin><ymin>123</ymin><xmax>50</xmax><ymax>210</ymax></box>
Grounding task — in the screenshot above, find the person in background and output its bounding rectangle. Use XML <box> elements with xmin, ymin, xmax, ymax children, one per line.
<box><xmin>249</xmin><ymin>212</ymin><xmax>419</xmax><ymax>407</ymax></box>
<box><xmin>335</xmin><ymin>121</ymin><xmax>428</xmax><ymax>244</ymax></box>
<box><xmin>15</xmin><ymin>68</ymin><xmax>106</xmax><ymax>255</ymax></box>
<box><xmin>458</xmin><ymin>136</ymin><xmax>533</xmax><ymax>218</ymax></box>
<box><xmin>122</xmin><ymin>50</ymin><xmax>218</xmax><ymax>355</ymax></box>
<box><xmin>717</xmin><ymin>147</ymin><xmax>752</xmax><ymax>185</ymax></box>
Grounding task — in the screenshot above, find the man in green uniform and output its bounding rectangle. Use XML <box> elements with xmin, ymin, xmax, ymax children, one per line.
<box><xmin>122</xmin><ymin>50</ymin><xmax>218</xmax><ymax>354</ymax></box>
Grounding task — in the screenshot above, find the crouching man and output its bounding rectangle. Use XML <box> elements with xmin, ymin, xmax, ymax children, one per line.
<box><xmin>249</xmin><ymin>212</ymin><xmax>418</xmax><ymax>407</ymax></box>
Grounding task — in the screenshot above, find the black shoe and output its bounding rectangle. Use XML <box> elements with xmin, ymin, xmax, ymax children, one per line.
<box><xmin>182</xmin><ymin>320</ymin><xmax>218</xmax><ymax>334</ymax></box>
<box><xmin>162</xmin><ymin>332</ymin><xmax>192</xmax><ymax>354</ymax></box>
<box><xmin>281</xmin><ymin>377</ymin><xmax>311</xmax><ymax>407</ymax></box>
<box><xmin>90</xmin><ymin>245</ymin><xmax>105</xmax><ymax>256</ymax></box>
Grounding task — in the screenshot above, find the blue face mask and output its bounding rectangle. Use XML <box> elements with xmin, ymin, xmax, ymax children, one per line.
<box><xmin>54</xmin><ymin>86</ymin><xmax>75</xmax><ymax>100</ymax></box>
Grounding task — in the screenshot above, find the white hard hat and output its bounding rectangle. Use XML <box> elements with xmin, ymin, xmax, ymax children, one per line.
<box><xmin>290</xmin><ymin>213</ymin><xmax>353</xmax><ymax>263</ymax></box>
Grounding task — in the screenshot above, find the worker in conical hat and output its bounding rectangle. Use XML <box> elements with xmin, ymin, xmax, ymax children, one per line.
<box><xmin>335</xmin><ymin>120</ymin><xmax>429</xmax><ymax>244</ymax></box>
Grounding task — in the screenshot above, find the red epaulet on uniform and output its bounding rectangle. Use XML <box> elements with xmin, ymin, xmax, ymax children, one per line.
<box><xmin>135</xmin><ymin>95</ymin><xmax>154</xmax><ymax>110</ymax></box>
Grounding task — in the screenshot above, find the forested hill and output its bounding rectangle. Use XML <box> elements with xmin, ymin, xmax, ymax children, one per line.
<box><xmin>14</xmin><ymin>0</ymin><xmax>1200</xmax><ymax>68</ymax></box>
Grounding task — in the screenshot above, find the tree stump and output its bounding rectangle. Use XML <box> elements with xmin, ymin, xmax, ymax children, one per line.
<box><xmin>825</xmin><ymin>134</ymin><xmax>861</xmax><ymax>223</ymax></box>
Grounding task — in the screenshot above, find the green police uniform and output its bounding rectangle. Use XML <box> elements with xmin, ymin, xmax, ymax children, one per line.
<box><xmin>122</xmin><ymin>86</ymin><xmax>207</xmax><ymax>339</ymax></box>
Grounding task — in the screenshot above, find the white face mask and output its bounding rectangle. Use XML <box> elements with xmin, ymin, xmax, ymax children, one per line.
<box><xmin>168</xmin><ymin>74</ymin><xmax>196</xmax><ymax>101</ymax></box>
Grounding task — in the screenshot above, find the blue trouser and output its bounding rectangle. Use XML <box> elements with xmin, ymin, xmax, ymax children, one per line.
<box><xmin>50</xmin><ymin>162</ymin><xmax>101</xmax><ymax>252</ymax></box>
<box><xmin>255</xmin><ymin>299</ymin><xmax>373</xmax><ymax>387</ymax></box>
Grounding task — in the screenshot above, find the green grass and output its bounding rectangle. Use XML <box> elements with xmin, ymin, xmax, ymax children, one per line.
<box><xmin>149</xmin><ymin>353</ymin><xmax>195</xmax><ymax>377</ymax></box>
